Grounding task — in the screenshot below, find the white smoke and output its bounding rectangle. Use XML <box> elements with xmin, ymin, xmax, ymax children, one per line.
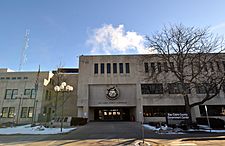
<box><xmin>87</xmin><ymin>24</ymin><xmax>152</xmax><ymax>55</ymax></box>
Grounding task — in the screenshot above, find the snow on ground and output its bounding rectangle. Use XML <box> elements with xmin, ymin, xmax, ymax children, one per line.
<box><xmin>144</xmin><ymin>124</ymin><xmax>225</xmax><ymax>134</ymax></box>
<box><xmin>144</xmin><ymin>124</ymin><xmax>185</xmax><ymax>134</ymax></box>
<box><xmin>0</xmin><ymin>124</ymin><xmax>76</xmax><ymax>135</ymax></box>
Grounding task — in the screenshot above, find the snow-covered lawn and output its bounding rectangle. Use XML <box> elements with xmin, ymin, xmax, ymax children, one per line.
<box><xmin>143</xmin><ymin>124</ymin><xmax>185</xmax><ymax>134</ymax></box>
<box><xmin>0</xmin><ymin>124</ymin><xmax>76</xmax><ymax>135</ymax></box>
<box><xmin>144</xmin><ymin>124</ymin><xmax>225</xmax><ymax>134</ymax></box>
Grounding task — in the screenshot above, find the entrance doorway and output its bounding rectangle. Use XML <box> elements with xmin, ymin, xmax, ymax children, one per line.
<box><xmin>94</xmin><ymin>107</ymin><xmax>131</xmax><ymax>121</ymax></box>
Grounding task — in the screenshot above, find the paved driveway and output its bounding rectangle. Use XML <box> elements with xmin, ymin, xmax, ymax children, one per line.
<box><xmin>62</xmin><ymin>122</ymin><xmax>142</xmax><ymax>139</ymax></box>
<box><xmin>0</xmin><ymin>122</ymin><xmax>225</xmax><ymax>145</ymax></box>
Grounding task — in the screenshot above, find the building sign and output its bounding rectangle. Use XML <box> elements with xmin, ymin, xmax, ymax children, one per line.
<box><xmin>106</xmin><ymin>86</ymin><xmax>119</xmax><ymax>100</ymax></box>
<box><xmin>167</xmin><ymin>113</ymin><xmax>189</xmax><ymax>120</ymax></box>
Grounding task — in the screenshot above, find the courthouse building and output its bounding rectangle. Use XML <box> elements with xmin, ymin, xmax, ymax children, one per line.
<box><xmin>77</xmin><ymin>54</ymin><xmax>225</xmax><ymax>123</ymax></box>
<box><xmin>1</xmin><ymin>54</ymin><xmax>225</xmax><ymax>124</ymax></box>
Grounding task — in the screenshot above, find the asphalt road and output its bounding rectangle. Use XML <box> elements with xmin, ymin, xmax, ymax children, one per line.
<box><xmin>0</xmin><ymin>122</ymin><xmax>225</xmax><ymax>146</ymax></box>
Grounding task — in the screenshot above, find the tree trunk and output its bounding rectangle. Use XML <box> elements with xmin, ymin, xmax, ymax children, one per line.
<box><xmin>183</xmin><ymin>94</ymin><xmax>192</xmax><ymax>129</ymax></box>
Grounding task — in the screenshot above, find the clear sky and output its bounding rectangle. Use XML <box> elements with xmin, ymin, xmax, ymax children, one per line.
<box><xmin>1</xmin><ymin>0</ymin><xmax>225</xmax><ymax>71</ymax></box>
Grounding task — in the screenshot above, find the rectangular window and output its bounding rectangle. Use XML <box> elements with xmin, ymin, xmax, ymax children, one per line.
<box><xmin>141</xmin><ymin>84</ymin><xmax>163</xmax><ymax>94</ymax></box>
<box><xmin>203</xmin><ymin>62</ymin><xmax>208</xmax><ymax>72</ymax></box>
<box><xmin>12</xmin><ymin>77</ymin><xmax>16</xmax><ymax>80</ymax></box>
<box><xmin>113</xmin><ymin>63</ymin><xmax>117</xmax><ymax>73</ymax></box>
<box><xmin>168</xmin><ymin>83</ymin><xmax>191</xmax><ymax>94</ymax></box>
<box><xmin>143</xmin><ymin>106</ymin><xmax>185</xmax><ymax>117</ymax></box>
<box><xmin>45</xmin><ymin>90</ymin><xmax>49</xmax><ymax>100</ymax></box>
<box><xmin>157</xmin><ymin>62</ymin><xmax>162</xmax><ymax>73</ymax></box>
<box><xmin>163</xmin><ymin>62</ymin><xmax>168</xmax><ymax>72</ymax></box>
<box><xmin>150</xmin><ymin>63</ymin><xmax>155</xmax><ymax>73</ymax></box>
<box><xmin>24</xmin><ymin>77</ymin><xmax>28</xmax><ymax>80</ymax></box>
<box><xmin>0</xmin><ymin>77</ymin><xmax>5</xmax><ymax>80</ymax></box>
<box><xmin>199</xmin><ymin>105</ymin><xmax>225</xmax><ymax>116</ymax></box>
<box><xmin>119</xmin><ymin>63</ymin><xmax>123</xmax><ymax>73</ymax></box>
<box><xmin>196</xmin><ymin>83</ymin><xmax>216</xmax><ymax>94</ymax></box>
<box><xmin>222</xmin><ymin>61</ymin><xmax>225</xmax><ymax>71</ymax></box>
<box><xmin>31</xmin><ymin>89</ymin><xmax>36</xmax><ymax>98</ymax></box>
<box><xmin>209</xmin><ymin>62</ymin><xmax>214</xmax><ymax>72</ymax></box>
<box><xmin>24</xmin><ymin>89</ymin><xmax>31</xmax><ymax>96</ymax></box>
<box><xmin>8</xmin><ymin>107</ymin><xmax>15</xmax><ymax>118</ymax></box>
<box><xmin>12</xmin><ymin>89</ymin><xmax>18</xmax><ymax>99</ymax></box>
<box><xmin>94</xmin><ymin>63</ymin><xmax>98</xmax><ymax>74</ymax></box>
<box><xmin>17</xmin><ymin>77</ymin><xmax>22</xmax><ymax>80</ymax></box>
<box><xmin>101</xmin><ymin>63</ymin><xmax>104</xmax><ymax>74</ymax></box>
<box><xmin>28</xmin><ymin>107</ymin><xmax>34</xmax><ymax>118</ymax></box>
<box><xmin>216</xmin><ymin>61</ymin><xmax>221</xmax><ymax>71</ymax></box>
<box><xmin>170</xmin><ymin>62</ymin><xmax>175</xmax><ymax>71</ymax></box>
<box><xmin>107</xmin><ymin>63</ymin><xmax>111</xmax><ymax>74</ymax></box>
<box><xmin>144</xmin><ymin>62</ymin><xmax>149</xmax><ymax>73</ymax></box>
<box><xmin>125</xmin><ymin>63</ymin><xmax>130</xmax><ymax>73</ymax></box>
<box><xmin>21</xmin><ymin>107</ymin><xmax>28</xmax><ymax>118</ymax></box>
<box><xmin>5</xmin><ymin>89</ymin><xmax>13</xmax><ymax>99</ymax></box>
<box><xmin>1</xmin><ymin>107</ymin><xmax>8</xmax><ymax>118</ymax></box>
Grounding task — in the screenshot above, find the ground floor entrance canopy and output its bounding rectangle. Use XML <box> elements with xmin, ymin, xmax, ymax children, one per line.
<box><xmin>91</xmin><ymin>107</ymin><xmax>135</xmax><ymax>121</ymax></box>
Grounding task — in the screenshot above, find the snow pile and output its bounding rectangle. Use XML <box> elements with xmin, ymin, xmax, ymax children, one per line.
<box><xmin>0</xmin><ymin>124</ymin><xmax>76</xmax><ymax>135</ymax></box>
<box><xmin>144</xmin><ymin>124</ymin><xmax>184</xmax><ymax>134</ymax></box>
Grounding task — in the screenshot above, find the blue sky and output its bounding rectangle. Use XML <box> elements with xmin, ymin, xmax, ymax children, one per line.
<box><xmin>1</xmin><ymin>0</ymin><xmax>225</xmax><ymax>71</ymax></box>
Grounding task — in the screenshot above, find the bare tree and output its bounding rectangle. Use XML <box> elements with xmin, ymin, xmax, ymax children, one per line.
<box><xmin>145</xmin><ymin>24</ymin><xmax>225</xmax><ymax>127</ymax></box>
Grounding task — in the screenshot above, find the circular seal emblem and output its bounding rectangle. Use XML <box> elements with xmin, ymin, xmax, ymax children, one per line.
<box><xmin>106</xmin><ymin>86</ymin><xmax>119</xmax><ymax>100</ymax></box>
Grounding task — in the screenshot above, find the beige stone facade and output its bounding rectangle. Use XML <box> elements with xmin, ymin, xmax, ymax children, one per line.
<box><xmin>77</xmin><ymin>54</ymin><xmax>225</xmax><ymax>123</ymax></box>
<box><xmin>0</xmin><ymin>69</ymin><xmax>53</xmax><ymax>124</ymax></box>
<box><xmin>0</xmin><ymin>68</ymin><xmax>78</xmax><ymax>125</ymax></box>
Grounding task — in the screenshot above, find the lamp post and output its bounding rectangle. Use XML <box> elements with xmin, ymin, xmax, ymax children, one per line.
<box><xmin>54</xmin><ymin>82</ymin><xmax>73</xmax><ymax>132</ymax></box>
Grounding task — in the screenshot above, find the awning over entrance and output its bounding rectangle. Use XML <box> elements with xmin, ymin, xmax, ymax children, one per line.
<box><xmin>93</xmin><ymin>107</ymin><xmax>134</xmax><ymax>121</ymax></box>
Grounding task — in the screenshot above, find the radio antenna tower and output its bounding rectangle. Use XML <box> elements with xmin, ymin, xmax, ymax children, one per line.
<box><xmin>19</xmin><ymin>29</ymin><xmax>30</xmax><ymax>71</ymax></box>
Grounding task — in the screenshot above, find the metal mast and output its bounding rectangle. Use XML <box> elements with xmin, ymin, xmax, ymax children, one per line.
<box><xmin>19</xmin><ymin>29</ymin><xmax>30</xmax><ymax>71</ymax></box>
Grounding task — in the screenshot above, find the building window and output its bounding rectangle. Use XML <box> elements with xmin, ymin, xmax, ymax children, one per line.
<box><xmin>5</xmin><ymin>89</ymin><xmax>18</xmax><ymax>99</ymax></box>
<box><xmin>94</xmin><ymin>63</ymin><xmax>98</xmax><ymax>74</ymax></box>
<box><xmin>107</xmin><ymin>63</ymin><xmax>111</xmax><ymax>74</ymax></box>
<box><xmin>168</xmin><ymin>83</ymin><xmax>191</xmax><ymax>94</ymax></box>
<box><xmin>203</xmin><ymin>62</ymin><xmax>208</xmax><ymax>72</ymax></box>
<box><xmin>141</xmin><ymin>84</ymin><xmax>163</xmax><ymax>94</ymax></box>
<box><xmin>163</xmin><ymin>62</ymin><xmax>168</xmax><ymax>72</ymax></box>
<box><xmin>199</xmin><ymin>105</ymin><xmax>225</xmax><ymax>116</ymax></box>
<box><xmin>222</xmin><ymin>61</ymin><xmax>225</xmax><ymax>71</ymax></box>
<box><xmin>113</xmin><ymin>63</ymin><xmax>117</xmax><ymax>73</ymax></box>
<box><xmin>119</xmin><ymin>63</ymin><xmax>123</xmax><ymax>73</ymax></box>
<box><xmin>28</xmin><ymin>107</ymin><xmax>34</xmax><ymax>118</ymax></box>
<box><xmin>45</xmin><ymin>90</ymin><xmax>49</xmax><ymax>100</ymax></box>
<box><xmin>170</xmin><ymin>62</ymin><xmax>175</xmax><ymax>71</ymax></box>
<box><xmin>12</xmin><ymin>77</ymin><xmax>16</xmax><ymax>80</ymax></box>
<box><xmin>101</xmin><ymin>63</ymin><xmax>104</xmax><ymax>74</ymax></box>
<box><xmin>144</xmin><ymin>62</ymin><xmax>149</xmax><ymax>73</ymax></box>
<box><xmin>157</xmin><ymin>62</ymin><xmax>162</xmax><ymax>73</ymax></box>
<box><xmin>0</xmin><ymin>77</ymin><xmax>5</xmax><ymax>80</ymax></box>
<box><xmin>196</xmin><ymin>83</ymin><xmax>216</xmax><ymax>94</ymax></box>
<box><xmin>21</xmin><ymin>107</ymin><xmax>28</xmax><ymax>118</ymax></box>
<box><xmin>17</xmin><ymin>77</ymin><xmax>22</xmax><ymax>80</ymax></box>
<box><xmin>216</xmin><ymin>61</ymin><xmax>221</xmax><ymax>71</ymax></box>
<box><xmin>209</xmin><ymin>62</ymin><xmax>214</xmax><ymax>72</ymax></box>
<box><xmin>1</xmin><ymin>107</ymin><xmax>8</xmax><ymax>118</ymax></box>
<box><xmin>31</xmin><ymin>89</ymin><xmax>36</xmax><ymax>98</ymax></box>
<box><xmin>125</xmin><ymin>63</ymin><xmax>130</xmax><ymax>73</ymax></box>
<box><xmin>143</xmin><ymin>106</ymin><xmax>185</xmax><ymax>117</ymax></box>
<box><xmin>6</xmin><ymin>77</ymin><xmax>10</xmax><ymax>80</ymax></box>
<box><xmin>24</xmin><ymin>77</ymin><xmax>28</xmax><ymax>80</ymax></box>
<box><xmin>8</xmin><ymin>107</ymin><xmax>15</xmax><ymax>118</ymax></box>
<box><xmin>150</xmin><ymin>63</ymin><xmax>155</xmax><ymax>73</ymax></box>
